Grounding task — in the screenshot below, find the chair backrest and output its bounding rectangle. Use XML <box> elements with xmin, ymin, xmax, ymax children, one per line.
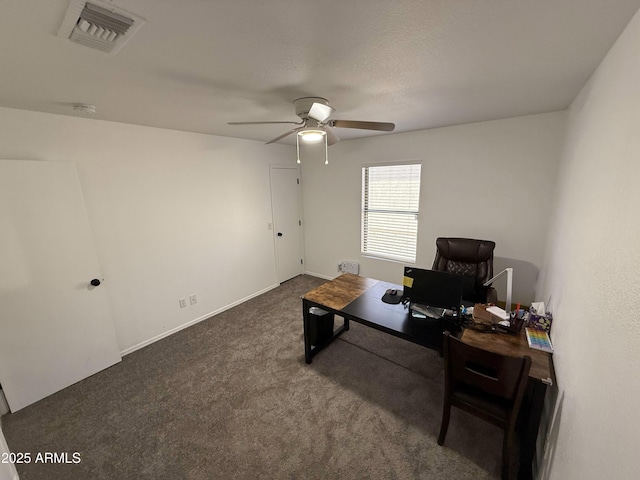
<box><xmin>432</xmin><ymin>237</ymin><xmax>495</xmax><ymax>301</ymax></box>
<box><xmin>443</xmin><ymin>332</ymin><xmax>531</xmax><ymax>401</ymax></box>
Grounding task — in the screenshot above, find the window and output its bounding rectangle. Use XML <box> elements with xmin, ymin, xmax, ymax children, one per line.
<box><xmin>361</xmin><ymin>163</ymin><xmax>422</xmax><ymax>262</ymax></box>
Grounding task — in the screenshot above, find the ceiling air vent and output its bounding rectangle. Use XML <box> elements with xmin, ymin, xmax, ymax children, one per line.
<box><xmin>57</xmin><ymin>0</ymin><xmax>145</xmax><ymax>54</ymax></box>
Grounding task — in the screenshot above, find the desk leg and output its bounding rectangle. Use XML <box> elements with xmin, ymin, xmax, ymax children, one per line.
<box><xmin>302</xmin><ymin>298</ymin><xmax>312</xmax><ymax>364</ymax></box>
<box><xmin>518</xmin><ymin>380</ymin><xmax>547</xmax><ymax>480</ymax></box>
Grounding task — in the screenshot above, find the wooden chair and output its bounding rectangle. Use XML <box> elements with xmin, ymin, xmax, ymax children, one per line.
<box><xmin>438</xmin><ymin>332</ymin><xmax>531</xmax><ymax>480</ymax></box>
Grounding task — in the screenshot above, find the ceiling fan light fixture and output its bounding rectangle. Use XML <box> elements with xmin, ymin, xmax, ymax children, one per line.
<box><xmin>296</xmin><ymin>129</ymin><xmax>329</xmax><ymax>165</ymax></box>
<box><xmin>298</xmin><ymin>129</ymin><xmax>326</xmax><ymax>143</ymax></box>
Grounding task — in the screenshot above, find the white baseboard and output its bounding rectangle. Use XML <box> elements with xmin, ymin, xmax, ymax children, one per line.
<box><xmin>303</xmin><ymin>271</ymin><xmax>336</xmax><ymax>280</ymax></box>
<box><xmin>120</xmin><ymin>283</ymin><xmax>279</xmax><ymax>357</ymax></box>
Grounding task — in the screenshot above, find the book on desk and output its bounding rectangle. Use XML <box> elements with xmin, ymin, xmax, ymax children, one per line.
<box><xmin>525</xmin><ymin>327</ymin><xmax>554</xmax><ymax>353</ymax></box>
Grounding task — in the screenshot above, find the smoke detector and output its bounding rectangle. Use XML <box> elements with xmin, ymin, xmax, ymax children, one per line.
<box><xmin>57</xmin><ymin>0</ymin><xmax>146</xmax><ymax>54</ymax></box>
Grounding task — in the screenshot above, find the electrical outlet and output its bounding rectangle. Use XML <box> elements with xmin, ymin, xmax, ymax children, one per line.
<box><xmin>179</xmin><ymin>297</ymin><xmax>187</xmax><ymax>308</ymax></box>
<box><xmin>338</xmin><ymin>261</ymin><xmax>359</xmax><ymax>274</ymax></box>
<box><xmin>189</xmin><ymin>294</ymin><xmax>197</xmax><ymax>305</ymax></box>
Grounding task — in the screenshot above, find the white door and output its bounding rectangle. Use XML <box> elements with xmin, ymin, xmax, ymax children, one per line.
<box><xmin>0</xmin><ymin>160</ymin><xmax>121</xmax><ymax>412</ymax></box>
<box><xmin>270</xmin><ymin>165</ymin><xmax>304</xmax><ymax>283</ymax></box>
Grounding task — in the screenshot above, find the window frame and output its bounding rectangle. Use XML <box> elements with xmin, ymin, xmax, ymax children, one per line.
<box><xmin>360</xmin><ymin>161</ymin><xmax>422</xmax><ymax>263</ymax></box>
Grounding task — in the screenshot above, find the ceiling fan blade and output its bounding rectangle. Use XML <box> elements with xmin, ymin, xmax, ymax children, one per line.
<box><xmin>329</xmin><ymin>120</ymin><xmax>395</xmax><ymax>132</ymax></box>
<box><xmin>308</xmin><ymin>102</ymin><xmax>335</xmax><ymax>123</ymax></box>
<box><xmin>325</xmin><ymin>128</ymin><xmax>340</xmax><ymax>146</ymax></box>
<box><xmin>228</xmin><ymin>120</ymin><xmax>303</xmax><ymax>126</ymax></box>
<box><xmin>265</xmin><ymin>126</ymin><xmax>305</xmax><ymax>144</ymax></box>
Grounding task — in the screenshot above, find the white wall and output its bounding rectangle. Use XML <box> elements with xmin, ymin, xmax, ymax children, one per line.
<box><xmin>0</xmin><ymin>107</ymin><xmax>296</xmax><ymax>353</ymax></box>
<box><xmin>301</xmin><ymin>112</ymin><xmax>566</xmax><ymax>305</ymax></box>
<box><xmin>536</xmin><ymin>8</ymin><xmax>640</xmax><ymax>480</ymax></box>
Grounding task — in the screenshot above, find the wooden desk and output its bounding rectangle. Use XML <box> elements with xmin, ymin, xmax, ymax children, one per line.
<box><xmin>302</xmin><ymin>274</ymin><xmax>459</xmax><ymax>363</ymax></box>
<box><xmin>302</xmin><ymin>274</ymin><xmax>554</xmax><ymax>480</ymax></box>
<box><xmin>302</xmin><ymin>273</ymin><xmax>377</xmax><ymax>312</ymax></box>
<box><xmin>461</xmin><ymin>328</ymin><xmax>554</xmax><ymax>385</ymax></box>
<box><xmin>462</xmin><ymin>328</ymin><xmax>555</xmax><ymax>480</ymax></box>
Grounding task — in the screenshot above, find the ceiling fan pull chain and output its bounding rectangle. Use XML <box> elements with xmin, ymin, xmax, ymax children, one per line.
<box><xmin>324</xmin><ymin>134</ymin><xmax>329</xmax><ymax>165</ymax></box>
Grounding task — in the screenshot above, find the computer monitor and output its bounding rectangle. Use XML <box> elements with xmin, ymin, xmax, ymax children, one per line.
<box><xmin>402</xmin><ymin>267</ymin><xmax>465</xmax><ymax>315</ymax></box>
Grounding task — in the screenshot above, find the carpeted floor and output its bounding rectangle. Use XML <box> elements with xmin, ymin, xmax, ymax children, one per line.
<box><xmin>2</xmin><ymin>275</ymin><xmax>502</xmax><ymax>479</ymax></box>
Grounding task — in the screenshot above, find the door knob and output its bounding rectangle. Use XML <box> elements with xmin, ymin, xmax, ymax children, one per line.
<box><xmin>90</xmin><ymin>279</ymin><xmax>101</xmax><ymax>287</ymax></box>
<box><xmin>277</xmin><ymin>232</ymin><xmax>283</xmax><ymax>237</ymax></box>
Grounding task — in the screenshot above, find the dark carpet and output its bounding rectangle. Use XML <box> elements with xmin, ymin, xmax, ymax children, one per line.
<box><xmin>2</xmin><ymin>275</ymin><xmax>501</xmax><ymax>479</ymax></box>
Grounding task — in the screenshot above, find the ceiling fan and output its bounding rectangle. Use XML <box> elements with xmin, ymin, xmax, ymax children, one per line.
<box><xmin>228</xmin><ymin>97</ymin><xmax>395</xmax><ymax>145</ymax></box>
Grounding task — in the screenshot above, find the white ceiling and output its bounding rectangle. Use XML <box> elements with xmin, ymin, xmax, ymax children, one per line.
<box><xmin>1</xmin><ymin>0</ymin><xmax>639</xmax><ymax>145</ymax></box>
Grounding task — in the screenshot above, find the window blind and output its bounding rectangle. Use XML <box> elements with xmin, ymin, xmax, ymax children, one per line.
<box><xmin>361</xmin><ymin>163</ymin><xmax>421</xmax><ymax>262</ymax></box>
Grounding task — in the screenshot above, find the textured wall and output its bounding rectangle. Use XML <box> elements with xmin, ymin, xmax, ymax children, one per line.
<box><xmin>0</xmin><ymin>107</ymin><xmax>295</xmax><ymax>353</ymax></box>
<box><xmin>536</xmin><ymin>9</ymin><xmax>640</xmax><ymax>480</ymax></box>
<box><xmin>301</xmin><ymin>112</ymin><xmax>566</xmax><ymax>305</ymax></box>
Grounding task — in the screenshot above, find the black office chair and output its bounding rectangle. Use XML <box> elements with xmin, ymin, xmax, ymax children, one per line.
<box><xmin>432</xmin><ymin>237</ymin><xmax>497</xmax><ymax>303</ymax></box>
<box><xmin>438</xmin><ymin>332</ymin><xmax>531</xmax><ymax>480</ymax></box>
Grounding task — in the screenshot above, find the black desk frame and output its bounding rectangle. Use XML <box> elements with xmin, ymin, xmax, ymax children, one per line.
<box><xmin>303</xmin><ymin>280</ymin><xmax>457</xmax><ymax>364</ymax></box>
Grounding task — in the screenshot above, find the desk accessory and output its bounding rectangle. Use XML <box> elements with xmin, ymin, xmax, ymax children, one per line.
<box><xmin>381</xmin><ymin>288</ymin><xmax>403</xmax><ymax>304</ymax></box>
<box><xmin>527</xmin><ymin>307</ymin><xmax>553</xmax><ymax>332</ymax></box>
<box><xmin>525</xmin><ymin>328</ymin><xmax>553</xmax><ymax>353</ymax></box>
<box><xmin>483</xmin><ymin>267</ymin><xmax>513</xmax><ymax>319</ymax></box>
<box><xmin>472</xmin><ymin>302</ymin><xmax>523</xmax><ymax>334</ymax></box>
<box><xmin>411</xmin><ymin>303</ymin><xmax>450</xmax><ymax>319</ymax></box>
<box><xmin>500</xmin><ymin>307</ymin><xmax>525</xmax><ymax>334</ymax></box>
<box><xmin>486</xmin><ymin>305</ymin><xmax>509</xmax><ymax>320</ymax></box>
<box><xmin>471</xmin><ymin>303</ymin><xmax>492</xmax><ymax>322</ymax></box>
